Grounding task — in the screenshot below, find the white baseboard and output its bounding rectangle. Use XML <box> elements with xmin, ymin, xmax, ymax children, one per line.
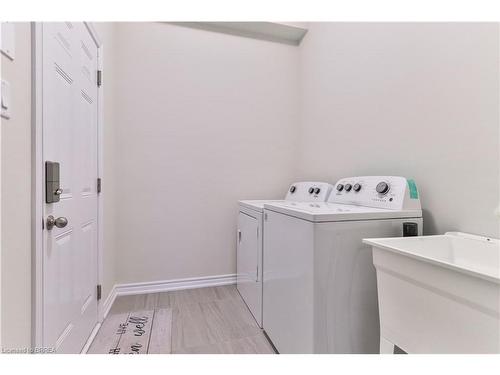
<box><xmin>100</xmin><ymin>273</ymin><xmax>236</xmax><ymax>320</ymax></box>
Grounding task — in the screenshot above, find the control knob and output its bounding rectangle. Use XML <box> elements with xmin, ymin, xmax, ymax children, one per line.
<box><xmin>289</xmin><ymin>185</ymin><xmax>296</xmax><ymax>193</ymax></box>
<box><xmin>308</xmin><ymin>187</ymin><xmax>315</xmax><ymax>194</ymax></box>
<box><xmin>336</xmin><ymin>184</ymin><xmax>344</xmax><ymax>192</ymax></box>
<box><xmin>314</xmin><ymin>187</ymin><xmax>321</xmax><ymax>194</ymax></box>
<box><xmin>345</xmin><ymin>184</ymin><xmax>352</xmax><ymax>192</ymax></box>
<box><xmin>376</xmin><ymin>181</ymin><xmax>390</xmax><ymax>195</ymax></box>
<box><xmin>353</xmin><ymin>183</ymin><xmax>361</xmax><ymax>192</ymax></box>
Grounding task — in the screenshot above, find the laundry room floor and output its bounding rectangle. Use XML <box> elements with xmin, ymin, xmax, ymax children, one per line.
<box><xmin>89</xmin><ymin>285</ymin><xmax>275</xmax><ymax>354</ymax></box>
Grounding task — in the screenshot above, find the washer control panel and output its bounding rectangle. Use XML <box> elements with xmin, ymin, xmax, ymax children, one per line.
<box><xmin>285</xmin><ymin>181</ymin><xmax>333</xmax><ymax>202</ymax></box>
<box><xmin>329</xmin><ymin>176</ymin><xmax>421</xmax><ymax>210</ymax></box>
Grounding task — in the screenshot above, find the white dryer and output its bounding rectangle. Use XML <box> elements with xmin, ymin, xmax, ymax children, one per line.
<box><xmin>237</xmin><ymin>182</ymin><xmax>333</xmax><ymax>328</ymax></box>
<box><xmin>262</xmin><ymin>176</ymin><xmax>423</xmax><ymax>353</ymax></box>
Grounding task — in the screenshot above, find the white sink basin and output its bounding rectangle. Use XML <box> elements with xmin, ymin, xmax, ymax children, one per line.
<box><xmin>364</xmin><ymin>232</ymin><xmax>500</xmax><ymax>354</ymax></box>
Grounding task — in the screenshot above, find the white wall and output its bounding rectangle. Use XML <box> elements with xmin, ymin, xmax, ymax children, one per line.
<box><xmin>298</xmin><ymin>23</ymin><xmax>500</xmax><ymax>238</ymax></box>
<box><xmin>113</xmin><ymin>23</ymin><xmax>300</xmax><ymax>283</ymax></box>
<box><xmin>1</xmin><ymin>22</ymin><xmax>32</xmax><ymax>348</ymax></box>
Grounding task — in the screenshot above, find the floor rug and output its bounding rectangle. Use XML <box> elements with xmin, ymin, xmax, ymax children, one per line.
<box><xmin>88</xmin><ymin>308</ymin><xmax>172</xmax><ymax>354</ymax></box>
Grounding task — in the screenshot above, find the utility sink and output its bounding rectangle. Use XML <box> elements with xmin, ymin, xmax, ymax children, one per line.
<box><xmin>363</xmin><ymin>232</ymin><xmax>500</xmax><ymax>354</ymax></box>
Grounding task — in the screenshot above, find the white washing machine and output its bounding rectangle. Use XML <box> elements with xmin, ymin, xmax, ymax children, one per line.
<box><xmin>262</xmin><ymin>176</ymin><xmax>423</xmax><ymax>353</ymax></box>
<box><xmin>237</xmin><ymin>182</ymin><xmax>333</xmax><ymax>328</ymax></box>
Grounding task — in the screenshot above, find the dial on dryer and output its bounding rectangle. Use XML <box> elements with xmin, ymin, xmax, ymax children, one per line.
<box><xmin>376</xmin><ymin>181</ymin><xmax>390</xmax><ymax>195</ymax></box>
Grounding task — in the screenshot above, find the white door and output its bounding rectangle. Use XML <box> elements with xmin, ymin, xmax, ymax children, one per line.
<box><xmin>42</xmin><ymin>22</ymin><xmax>99</xmax><ymax>353</ymax></box>
<box><xmin>236</xmin><ymin>212</ymin><xmax>262</xmax><ymax>326</ymax></box>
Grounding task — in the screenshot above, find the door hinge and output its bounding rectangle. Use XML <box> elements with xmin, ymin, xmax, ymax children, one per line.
<box><xmin>97</xmin><ymin>284</ymin><xmax>102</xmax><ymax>301</ymax></box>
<box><xmin>97</xmin><ymin>70</ymin><xmax>102</xmax><ymax>87</ymax></box>
<box><xmin>97</xmin><ymin>178</ymin><xmax>102</xmax><ymax>193</ymax></box>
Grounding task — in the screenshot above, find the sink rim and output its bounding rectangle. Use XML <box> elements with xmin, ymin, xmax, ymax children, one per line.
<box><xmin>364</xmin><ymin>232</ymin><xmax>500</xmax><ymax>284</ymax></box>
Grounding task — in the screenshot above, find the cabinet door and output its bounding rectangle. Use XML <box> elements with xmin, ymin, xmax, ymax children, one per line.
<box><xmin>237</xmin><ymin>212</ymin><xmax>259</xmax><ymax>284</ymax></box>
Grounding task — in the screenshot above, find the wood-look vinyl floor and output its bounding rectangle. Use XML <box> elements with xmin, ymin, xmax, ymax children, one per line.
<box><xmin>94</xmin><ymin>285</ymin><xmax>275</xmax><ymax>354</ymax></box>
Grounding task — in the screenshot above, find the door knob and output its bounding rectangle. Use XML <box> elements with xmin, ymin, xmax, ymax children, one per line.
<box><xmin>46</xmin><ymin>215</ymin><xmax>68</xmax><ymax>230</ymax></box>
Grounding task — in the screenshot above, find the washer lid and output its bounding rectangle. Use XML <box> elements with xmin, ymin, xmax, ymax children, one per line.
<box><xmin>263</xmin><ymin>201</ymin><xmax>422</xmax><ymax>222</ymax></box>
<box><xmin>239</xmin><ymin>200</ymin><xmax>284</xmax><ymax>212</ymax></box>
<box><xmin>239</xmin><ymin>181</ymin><xmax>333</xmax><ymax>213</ymax></box>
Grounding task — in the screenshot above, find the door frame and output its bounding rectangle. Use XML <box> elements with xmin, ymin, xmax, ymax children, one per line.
<box><xmin>31</xmin><ymin>22</ymin><xmax>105</xmax><ymax>350</ymax></box>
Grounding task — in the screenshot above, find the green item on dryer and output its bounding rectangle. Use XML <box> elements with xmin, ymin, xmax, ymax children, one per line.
<box><xmin>407</xmin><ymin>179</ymin><xmax>419</xmax><ymax>199</ymax></box>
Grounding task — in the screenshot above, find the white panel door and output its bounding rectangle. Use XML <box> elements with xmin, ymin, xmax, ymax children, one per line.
<box><xmin>42</xmin><ymin>22</ymin><xmax>99</xmax><ymax>353</ymax></box>
<box><xmin>236</xmin><ymin>212</ymin><xmax>262</xmax><ymax>326</ymax></box>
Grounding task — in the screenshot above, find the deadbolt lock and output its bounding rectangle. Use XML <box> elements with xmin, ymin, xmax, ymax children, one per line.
<box><xmin>46</xmin><ymin>161</ymin><xmax>62</xmax><ymax>203</ymax></box>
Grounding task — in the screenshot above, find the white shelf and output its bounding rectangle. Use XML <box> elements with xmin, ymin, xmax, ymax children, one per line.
<box><xmin>170</xmin><ymin>22</ymin><xmax>308</xmax><ymax>46</ymax></box>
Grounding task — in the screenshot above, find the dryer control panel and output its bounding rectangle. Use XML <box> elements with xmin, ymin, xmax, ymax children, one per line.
<box><xmin>329</xmin><ymin>176</ymin><xmax>421</xmax><ymax>211</ymax></box>
<box><xmin>285</xmin><ymin>181</ymin><xmax>333</xmax><ymax>202</ymax></box>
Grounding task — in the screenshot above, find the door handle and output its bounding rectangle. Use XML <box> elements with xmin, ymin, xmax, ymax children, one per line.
<box><xmin>46</xmin><ymin>215</ymin><xmax>68</xmax><ymax>230</ymax></box>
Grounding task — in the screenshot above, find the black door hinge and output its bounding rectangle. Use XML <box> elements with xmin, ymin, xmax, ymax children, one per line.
<box><xmin>97</xmin><ymin>284</ymin><xmax>102</xmax><ymax>301</ymax></box>
<box><xmin>97</xmin><ymin>70</ymin><xmax>102</xmax><ymax>87</ymax></box>
<box><xmin>97</xmin><ymin>178</ymin><xmax>102</xmax><ymax>193</ymax></box>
